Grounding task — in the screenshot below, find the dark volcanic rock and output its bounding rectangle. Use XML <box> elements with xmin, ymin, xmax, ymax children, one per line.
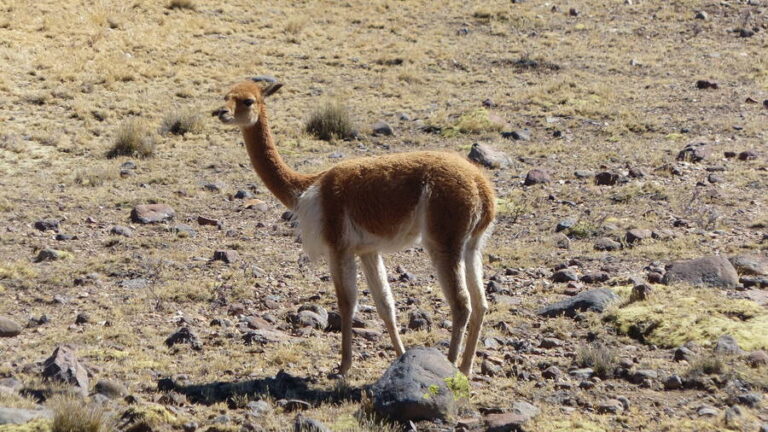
<box><xmin>42</xmin><ymin>346</ymin><xmax>89</xmax><ymax>395</ymax></box>
<box><xmin>662</xmin><ymin>256</ymin><xmax>739</xmax><ymax>288</ymax></box>
<box><xmin>165</xmin><ymin>327</ymin><xmax>202</xmax><ymax>351</ymax></box>
<box><xmin>552</xmin><ymin>269</ymin><xmax>578</xmax><ymax>283</ymax></box>
<box><xmin>467</xmin><ymin>143</ymin><xmax>511</xmax><ymax>169</ymax></box>
<box><xmin>34</xmin><ymin>219</ymin><xmax>59</xmax><ymax>232</ymax></box>
<box><xmin>131</xmin><ymin>204</ymin><xmax>175</xmax><ymax>224</ymax></box>
<box><xmin>594</xmin><ymin>171</ymin><xmax>620</xmax><ymax>186</ymax></box>
<box><xmin>538</xmin><ymin>288</ymin><xmax>619</xmax><ymax>318</ymax></box>
<box><xmin>407</xmin><ymin>309</ymin><xmax>433</xmax><ymax>331</ymax></box>
<box><xmin>625</xmin><ymin>229</ymin><xmax>652</xmax><ymax>245</ymax></box>
<box><xmin>371</xmin><ymin>347</ymin><xmax>462</xmax><ymax>422</ymax></box>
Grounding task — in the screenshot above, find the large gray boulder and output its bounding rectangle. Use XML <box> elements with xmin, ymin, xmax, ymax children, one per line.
<box><xmin>538</xmin><ymin>289</ymin><xmax>619</xmax><ymax>318</ymax></box>
<box><xmin>42</xmin><ymin>346</ymin><xmax>89</xmax><ymax>396</ymax></box>
<box><xmin>0</xmin><ymin>407</ymin><xmax>53</xmax><ymax>425</ymax></box>
<box><xmin>729</xmin><ymin>255</ymin><xmax>768</xmax><ymax>276</ymax></box>
<box><xmin>371</xmin><ymin>347</ymin><xmax>465</xmax><ymax>422</ymax></box>
<box><xmin>662</xmin><ymin>256</ymin><xmax>739</xmax><ymax>288</ymax></box>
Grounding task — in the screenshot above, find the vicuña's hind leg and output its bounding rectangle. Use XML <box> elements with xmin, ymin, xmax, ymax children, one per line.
<box><xmin>360</xmin><ymin>253</ymin><xmax>405</xmax><ymax>356</ymax></box>
<box><xmin>459</xmin><ymin>235</ymin><xmax>489</xmax><ymax>376</ymax></box>
<box><xmin>427</xmin><ymin>244</ymin><xmax>471</xmax><ymax>365</ymax></box>
<box><xmin>329</xmin><ymin>251</ymin><xmax>358</xmax><ymax>375</ymax></box>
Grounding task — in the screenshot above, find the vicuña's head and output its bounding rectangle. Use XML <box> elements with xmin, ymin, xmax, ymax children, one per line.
<box><xmin>212</xmin><ymin>76</ymin><xmax>283</xmax><ymax>126</ymax></box>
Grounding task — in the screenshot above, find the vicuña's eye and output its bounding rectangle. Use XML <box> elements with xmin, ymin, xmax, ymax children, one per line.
<box><xmin>243</xmin><ymin>99</ymin><xmax>255</xmax><ymax>107</ymax></box>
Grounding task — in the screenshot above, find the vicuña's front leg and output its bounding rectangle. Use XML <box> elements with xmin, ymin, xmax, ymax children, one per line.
<box><xmin>360</xmin><ymin>253</ymin><xmax>405</xmax><ymax>356</ymax></box>
<box><xmin>329</xmin><ymin>251</ymin><xmax>358</xmax><ymax>376</ymax></box>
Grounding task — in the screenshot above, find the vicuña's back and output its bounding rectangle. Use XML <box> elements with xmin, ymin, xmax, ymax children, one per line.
<box><xmin>215</xmin><ymin>77</ymin><xmax>496</xmax><ymax>376</ymax></box>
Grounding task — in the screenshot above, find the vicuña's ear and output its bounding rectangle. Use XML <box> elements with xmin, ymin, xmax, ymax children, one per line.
<box><xmin>262</xmin><ymin>82</ymin><xmax>283</xmax><ymax>98</ymax></box>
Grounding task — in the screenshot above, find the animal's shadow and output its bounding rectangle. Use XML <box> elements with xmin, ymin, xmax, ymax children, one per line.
<box><xmin>158</xmin><ymin>370</ymin><xmax>363</xmax><ymax>407</ymax></box>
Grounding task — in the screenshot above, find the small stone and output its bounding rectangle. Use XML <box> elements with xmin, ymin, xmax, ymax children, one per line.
<box><xmin>407</xmin><ymin>309</ymin><xmax>432</xmax><ymax>331</ymax></box>
<box><xmin>625</xmin><ymin>229</ymin><xmax>652</xmax><ymax>245</ymax></box>
<box><xmin>714</xmin><ymin>334</ymin><xmax>742</xmax><ymax>355</ymax></box>
<box><xmin>94</xmin><ymin>380</ymin><xmax>127</xmax><ymax>399</ymax></box>
<box><xmin>372</xmin><ymin>121</ymin><xmax>394</xmax><ymax>136</ymax></box>
<box><xmin>554</xmin><ymin>233</ymin><xmax>570</xmax><ymax>249</ymax></box>
<box><xmin>170</xmin><ymin>224</ymin><xmax>196</xmax><ymax>237</ymax></box>
<box><xmin>212</xmin><ymin>250</ymin><xmax>240</xmax><ymax>264</ymax></box>
<box><xmin>524</xmin><ymin>169</ymin><xmax>551</xmax><ymax>186</ymax></box>
<box><xmin>480</xmin><ymin>359</ymin><xmax>503</xmax><ymax>377</ymax></box>
<box><xmin>552</xmin><ymin>269</ymin><xmax>578</xmax><ymax>283</ymax></box>
<box><xmin>574</xmin><ymin>170</ymin><xmax>594</xmax><ymax>179</ymax></box>
<box><xmin>542</xmin><ymin>365</ymin><xmax>563</xmax><ymax>380</ymax></box>
<box><xmin>738</xmin><ymin>150</ymin><xmax>758</xmax><ymax>161</ymax></box>
<box><xmin>597</xmin><ymin>399</ymin><xmax>624</xmax><ymax>414</ymax></box>
<box><xmin>244</xmin><ymin>199</ymin><xmax>268</xmax><ymax>211</ymax></box>
<box><xmin>630</xmin><ymin>284</ymin><xmax>653</xmax><ymax>302</ymax></box>
<box><xmin>737</xmin><ymin>28</ymin><xmax>755</xmax><ymax>38</ymax></box>
<box><xmin>467</xmin><ymin>143</ymin><xmax>511</xmax><ymax>169</ymax></box>
<box><xmin>234</xmin><ymin>189</ymin><xmax>253</xmax><ymax>199</ymax></box>
<box><xmin>293</xmin><ymin>413</ymin><xmax>331</xmax><ymax>432</ymax></box>
<box><xmin>484</xmin><ymin>402</ymin><xmax>539</xmax><ymax>431</ymax></box>
<box><xmin>663</xmin><ymin>375</ymin><xmax>683</xmax><ymax>390</ymax></box>
<box><xmin>42</xmin><ymin>346</ymin><xmax>89</xmax><ymax>395</ymax></box>
<box><xmin>556</xmin><ymin>218</ymin><xmax>577</xmax><ymax>232</ymax></box>
<box><xmin>246</xmin><ymin>400</ymin><xmax>272</xmax><ymax>417</ymax></box>
<box><xmin>569</xmin><ymin>368</ymin><xmax>593</xmax><ymax>380</ymax></box>
<box><xmin>629</xmin><ymin>369</ymin><xmax>658</xmax><ymax>384</ymax></box>
<box><xmin>292</xmin><ymin>305</ymin><xmax>329</xmax><ymax>330</ymax></box>
<box><xmin>501</xmin><ymin>129</ymin><xmax>531</xmax><ymax>141</ymax></box>
<box><xmin>698</xmin><ymin>406</ymin><xmax>718</xmax><ymax>417</ymax></box>
<box><xmin>75</xmin><ymin>313</ymin><xmax>89</xmax><ymax>325</ymax></box>
<box><xmin>539</xmin><ymin>338</ymin><xmax>563</xmax><ymax>349</ymax></box>
<box><xmin>197</xmin><ymin>216</ymin><xmax>220</xmax><ymax>226</ymax></box>
<box><xmin>744</xmin><ymin>350</ymin><xmax>768</xmax><ymax>367</ymax></box>
<box><xmin>538</xmin><ymin>288</ymin><xmax>619</xmax><ymax>318</ymax></box>
<box><xmin>164</xmin><ymin>327</ymin><xmax>202</xmax><ymax>351</ymax></box>
<box><xmin>0</xmin><ymin>316</ymin><xmax>22</xmax><ymax>337</ymax></box>
<box><xmin>695</xmin><ymin>80</ymin><xmax>719</xmax><ymax>90</ymax></box>
<box><xmin>569</xmin><ymin>8</ymin><xmax>579</xmax><ymax>16</ymax></box>
<box><xmin>594</xmin><ymin>171</ymin><xmax>620</xmax><ymax>186</ymax></box>
<box><xmin>35</xmin><ymin>248</ymin><xmax>70</xmax><ymax>262</ymax></box>
<box><xmin>202</xmin><ymin>182</ymin><xmax>225</xmax><ymax>192</ymax></box>
<box><xmin>594</xmin><ymin>237</ymin><xmax>621</xmax><ymax>251</ymax></box>
<box><xmin>736</xmin><ymin>392</ymin><xmax>762</xmax><ymax>408</ymax></box>
<box><xmin>677</xmin><ymin>142</ymin><xmax>712</xmax><ymax>162</ymax></box>
<box><xmin>131</xmin><ymin>204</ymin><xmax>175</xmax><ymax>224</ymax></box>
<box><xmin>34</xmin><ymin>219</ymin><xmax>59</xmax><ymax>232</ymax></box>
<box><xmin>581</xmin><ymin>272</ymin><xmax>609</xmax><ymax>284</ymax></box>
<box><xmin>708</xmin><ymin>173</ymin><xmax>723</xmax><ymax>184</ymax></box>
<box><xmin>695</xmin><ymin>11</ymin><xmax>708</xmax><ymax>20</ymax></box>
<box><xmin>110</xmin><ymin>225</ymin><xmax>133</xmax><ymax>237</ymax></box>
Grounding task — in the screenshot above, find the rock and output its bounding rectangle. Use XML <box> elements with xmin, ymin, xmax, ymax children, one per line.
<box><xmin>523</xmin><ymin>169</ymin><xmax>551</xmax><ymax>186</ymax></box>
<box><xmin>244</xmin><ymin>199</ymin><xmax>269</xmax><ymax>211</ymax></box>
<box><xmin>555</xmin><ymin>218</ymin><xmax>576</xmax><ymax>232</ymax></box>
<box><xmin>110</xmin><ymin>225</ymin><xmax>133</xmax><ymax>237</ymax></box>
<box><xmin>539</xmin><ymin>338</ymin><xmax>563</xmax><ymax>349</ymax></box>
<box><xmin>484</xmin><ymin>401</ymin><xmax>539</xmax><ymax>432</ymax></box>
<box><xmin>246</xmin><ymin>400</ymin><xmax>272</xmax><ymax>417</ymax></box>
<box><xmin>0</xmin><ymin>407</ymin><xmax>53</xmax><ymax>425</ymax></box>
<box><xmin>407</xmin><ymin>309</ymin><xmax>432</xmax><ymax>331</ymax></box>
<box><xmin>198</xmin><ymin>216</ymin><xmax>220</xmax><ymax>226</ymax></box>
<box><xmin>628</xmin><ymin>167</ymin><xmax>645</xmax><ymax>178</ymax></box>
<box><xmin>695</xmin><ymin>80</ymin><xmax>718</xmax><ymax>90</ymax></box>
<box><xmin>202</xmin><ymin>182</ymin><xmax>225</xmax><ymax>192</ymax></box>
<box><xmin>708</xmin><ymin>173</ymin><xmax>723</xmax><ymax>184</ymax></box>
<box><xmin>75</xmin><ymin>313</ymin><xmax>89</xmax><ymax>325</ymax></box>
<box><xmin>55</xmin><ymin>234</ymin><xmax>76</xmax><ymax>241</ymax></box>
<box><xmin>552</xmin><ymin>269</ymin><xmax>578</xmax><ymax>283</ymax></box>
<box><xmin>541</xmin><ymin>366</ymin><xmax>563</xmax><ymax>380</ymax></box>
<box><xmin>292</xmin><ymin>305</ymin><xmax>328</xmax><ymax>330</ymax></box>
<box><xmin>467</xmin><ymin>143</ymin><xmax>511</xmax><ymax>169</ymax></box>
<box><xmin>234</xmin><ymin>189</ymin><xmax>253</xmax><ymax>199</ymax></box>
<box><xmin>735</xmin><ymin>392</ymin><xmax>762</xmax><ymax>408</ymax></box>
<box><xmin>677</xmin><ymin>142</ymin><xmax>711</xmax><ymax>162</ymax></box>
<box><xmin>695</xmin><ymin>10</ymin><xmax>708</xmax><ymax>20</ymax></box>
<box><xmin>325</xmin><ymin>312</ymin><xmax>367</xmax><ymax>332</ymax></box>
<box><xmin>729</xmin><ymin>255</ymin><xmax>768</xmax><ymax>276</ymax></box>
<box><xmin>372</xmin><ymin>121</ymin><xmax>394</xmax><ymax>136</ymax></box>
<box><xmin>94</xmin><ymin>380</ymin><xmax>127</xmax><ymax>399</ymax></box>
<box><xmin>597</xmin><ymin>399</ymin><xmax>624</xmax><ymax>414</ymax></box>
<box><xmin>737</xmin><ymin>28</ymin><xmax>755</xmax><ymax>38</ymax></box>
<box><xmin>574</xmin><ymin>170</ymin><xmax>594</xmax><ymax>179</ymax></box>
<box><xmin>480</xmin><ymin>359</ymin><xmax>503</xmax><ymax>377</ymax></box>
<box><xmin>662</xmin><ymin>256</ymin><xmax>739</xmax><ymax>288</ymax></box>
<box><xmin>625</xmin><ymin>229</ymin><xmax>652</xmax><ymax>245</ymax></box>
<box><xmin>554</xmin><ymin>233</ymin><xmax>570</xmax><ymax>249</ymax></box>
<box><xmin>629</xmin><ymin>369</ymin><xmax>658</xmax><ymax>384</ymax></box>
<box><xmin>697</xmin><ymin>406</ymin><xmax>718</xmax><ymax>417</ymax></box>
<box><xmin>714</xmin><ymin>334</ymin><xmax>742</xmax><ymax>355</ymax></box>
<box><xmin>538</xmin><ymin>288</ymin><xmax>619</xmax><ymax>318</ymax></box>
<box><xmin>371</xmin><ymin>347</ymin><xmax>462</xmax><ymax>422</ymax></box>
<box><xmin>738</xmin><ymin>150</ymin><xmax>758</xmax><ymax>161</ymax></box>
<box><xmin>212</xmin><ymin>250</ymin><xmax>240</xmax><ymax>264</ymax></box>
<box><xmin>42</xmin><ymin>346</ymin><xmax>89</xmax><ymax>395</ymax></box>
<box><xmin>165</xmin><ymin>327</ymin><xmax>202</xmax><ymax>351</ymax></box>
<box><xmin>34</xmin><ymin>219</ymin><xmax>59</xmax><ymax>232</ymax></box>
<box><xmin>745</xmin><ymin>350</ymin><xmax>768</xmax><ymax>367</ymax></box>
<box><xmin>581</xmin><ymin>272</ymin><xmax>609</xmax><ymax>284</ymax></box>
<box><xmin>629</xmin><ymin>284</ymin><xmax>653</xmax><ymax>302</ymax></box>
<box><xmin>0</xmin><ymin>317</ymin><xmax>22</xmax><ymax>337</ymax></box>
<box><xmin>294</xmin><ymin>414</ymin><xmax>331</xmax><ymax>432</ymax></box>
<box><xmin>724</xmin><ymin>406</ymin><xmax>743</xmax><ymax>428</ymax></box>
<box><xmin>170</xmin><ymin>224</ymin><xmax>196</xmax><ymax>237</ymax></box>
<box><xmin>594</xmin><ymin>237</ymin><xmax>621</xmax><ymax>251</ymax></box>
<box><xmin>35</xmin><ymin>248</ymin><xmax>70</xmax><ymax>262</ymax></box>
<box><xmin>663</xmin><ymin>374</ymin><xmax>683</xmax><ymax>390</ymax></box>
<box><xmin>594</xmin><ymin>171</ymin><xmax>620</xmax><ymax>186</ymax></box>
<box><xmin>130</xmin><ymin>204</ymin><xmax>175</xmax><ymax>224</ymax></box>
<box><xmin>501</xmin><ymin>129</ymin><xmax>531</xmax><ymax>141</ymax></box>
<box><xmin>569</xmin><ymin>368</ymin><xmax>593</xmax><ymax>380</ymax></box>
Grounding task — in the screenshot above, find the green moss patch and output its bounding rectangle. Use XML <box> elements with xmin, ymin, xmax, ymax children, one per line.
<box><xmin>607</xmin><ymin>285</ymin><xmax>768</xmax><ymax>350</ymax></box>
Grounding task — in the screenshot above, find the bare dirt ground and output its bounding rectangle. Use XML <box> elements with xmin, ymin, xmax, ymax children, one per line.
<box><xmin>1</xmin><ymin>0</ymin><xmax>767</xmax><ymax>431</ymax></box>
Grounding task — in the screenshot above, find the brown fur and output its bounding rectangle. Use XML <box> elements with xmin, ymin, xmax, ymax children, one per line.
<box><xmin>215</xmin><ymin>79</ymin><xmax>496</xmax><ymax>376</ymax></box>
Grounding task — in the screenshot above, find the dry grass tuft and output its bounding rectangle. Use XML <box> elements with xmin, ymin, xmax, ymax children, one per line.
<box><xmin>74</xmin><ymin>167</ymin><xmax>115</xmax><ymax>187</ymax></box>
<box><xmin>108</xmin><ymin>118</ymin><xmax>156</xmax><ymax>158</ymax></box>
<box><xmin>49</xmin><ymin>395</ymin><xmax>111</xmax><ymax>432</ymax></box>
<box><xmin>305</xmin><ymin>100</ymin><xmax>357</xmax><ymax>141</ymax></box>
<box><xmin>160</xmin><ymin>108</ymin><xmax>204</xmax><ymax>136</ymax></box>
<box><xmin>167</xmin><ymin>0</ymin><xmax>195</xmax><ymax>10</ymax></box>
<box><xmin>575</xmin><ymin>343</ymin><xmax>618</xmax><ymax>378</ymax></box>
<box><xmin>686</xmin><ymin>356</ymin><xmax>725</xmax><ymax>377</ymax></box>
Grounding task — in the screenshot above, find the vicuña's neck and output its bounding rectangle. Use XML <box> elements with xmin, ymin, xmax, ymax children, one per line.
<box><xmin>241</xmin><ymin>105</ymin><xmax>311</xmax><ymax>209</ymax></box>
